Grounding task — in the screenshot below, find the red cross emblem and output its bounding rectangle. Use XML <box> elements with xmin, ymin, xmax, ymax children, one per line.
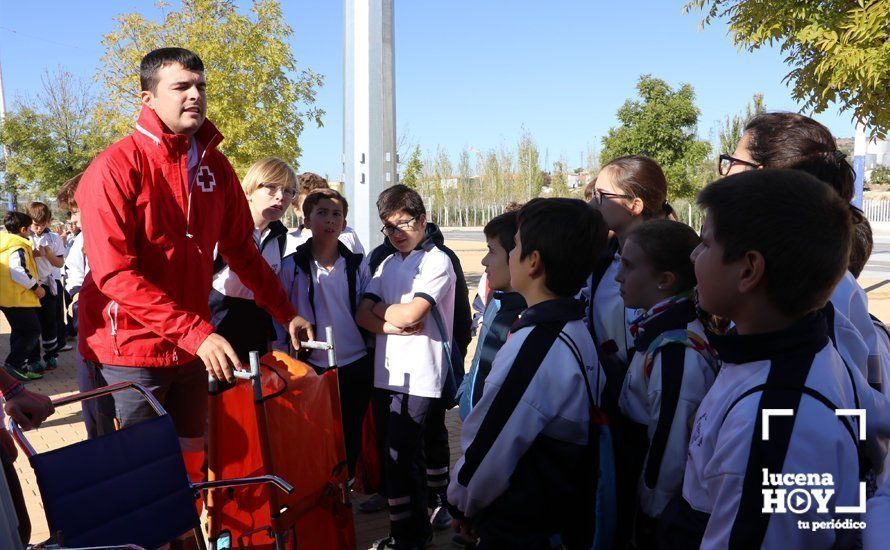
<box><xmin>196</xmin><ymin>166</ymin><xmax>216</xmax><ymax>192</ymax></box>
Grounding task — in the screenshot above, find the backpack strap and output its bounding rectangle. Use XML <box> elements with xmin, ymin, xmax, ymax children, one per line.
<box><xmin>642</xmin><ymin>329</ymin><xmax>720</xmax><ymax>379</ymax></box>
<box><xmin>292</xmin><ymin>240</ymin><xmax>317</xmax><ymax>323</ymax></box>
<box><xmin>338</xmin><ymin>240</ymin><xmax>362</xmax><ymax>315</ymax></box>
<box><xmin>721</xmin><ymin>383</ymin><xmax>858</xmax><ymax>448</ymax></box>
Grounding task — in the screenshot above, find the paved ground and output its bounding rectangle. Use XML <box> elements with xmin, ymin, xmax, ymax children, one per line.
<box><xmin>2</xmin><ymin>228</ymin><xmax>889</xmax><ymax>548</ymax></box>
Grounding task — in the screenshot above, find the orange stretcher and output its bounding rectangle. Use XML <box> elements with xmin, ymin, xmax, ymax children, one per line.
<box><xmin>204</xmin><ymin>329</ymin><xmax>355</xmax><ymax>549</ymax></box>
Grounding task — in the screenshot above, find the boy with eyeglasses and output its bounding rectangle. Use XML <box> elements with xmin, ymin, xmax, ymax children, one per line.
<box><xmin>357</xmin><ymin>184</ymin><xmax>465</xmax><ymax>550</ymax></box>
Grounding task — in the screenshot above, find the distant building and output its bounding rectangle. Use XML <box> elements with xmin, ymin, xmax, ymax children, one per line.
<box><xmin>854</xmin><ymin>124</ymin><xmax>890</xmax><ymax>182</ymax></box>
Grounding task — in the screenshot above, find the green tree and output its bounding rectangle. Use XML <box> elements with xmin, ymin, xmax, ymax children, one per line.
<box><xmin>516</xmin><ymin>131</ymin><xmax>544</xmax><ymax>200</ymax></box>
<box><xmin>0</xmin><ymin>68</ymin><xmax>112</xmax><ymax>199</ymax></box>
<box><xmin>870</xmin><ymin>166</ymin><xmax>890</xmax><ymax>186</ymax></box>
<box><xmin>98</xmin><ymin>0</ymin><xmax>324</xmax><ymax>174</ymax></box>
<box><xmin>550</xmin><ymin>159</ymin><xmax>570</xmax><ymax>197</ymax></box>
<box><xmin>685</xmin><ymin>0</ymin><xmax>890</xmax><ymax>137</ymax></box>
<box><xmin>401</xmin><ymin>145</ymin><xmax>423</xmax><ymax>189</ymax></box>
<box><xmin>718</xmin><ymin>93</ymin><xmax>765</xmax><ymax>155</ymax></box>
<box><xmin>601</xmin><ymin>75</ymin><xmax>711</xmax><ymax>199</ymax></box>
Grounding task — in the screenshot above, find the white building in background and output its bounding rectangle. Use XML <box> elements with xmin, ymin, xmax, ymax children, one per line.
<box><xmin>855</xmin><ymin>124</ymin><xmax>890</xmax><ymax>182</ymax></box>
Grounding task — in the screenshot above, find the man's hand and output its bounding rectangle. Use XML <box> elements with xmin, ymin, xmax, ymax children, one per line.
<box><xmin>34</xmin><ymin>285</ymin><xmax>46</xmax><ymax>299</ymax></box>
<box><xmin>287</xmin><ymin>315</ymin><xmax>315</xmax><ymax>351</ymax></box>
<box><xmin>196</xmin><ymin>333</ymin><xmax>241</xmax><ymax>383</ymax></box>
<box><xmin>4</xmin><ymin>389</ymin><xmax>54</xmax><ymax>430</ymax></box>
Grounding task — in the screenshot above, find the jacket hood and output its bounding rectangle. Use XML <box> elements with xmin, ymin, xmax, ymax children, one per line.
<box><xmin>134</xmin><ymin>105</ymin><xmax>224</xmax><ymax>156</ymax></box>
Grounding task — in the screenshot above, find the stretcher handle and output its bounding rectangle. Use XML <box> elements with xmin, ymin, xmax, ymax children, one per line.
<box><xmin>298</xmin><ymin>326</ymin><xmax>337</xmax><ymax>369</ymax></box>
<box><xmin>193</xmin><ymin>474</ymin><xmax>295</xmax><ymax>494</ymax></box>
<box><xmin>6</xmin><ymin>382</ymin><xmax>165</xmax><ymax>459</ymax></box>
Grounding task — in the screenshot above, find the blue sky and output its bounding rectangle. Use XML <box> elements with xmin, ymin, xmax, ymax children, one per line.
<box><xmin>0</xmin><ymin>0</ymin><xmax>855</xmax><ymax>179</ymax></box>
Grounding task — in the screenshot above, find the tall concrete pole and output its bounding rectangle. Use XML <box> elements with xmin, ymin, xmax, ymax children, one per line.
<box><xmin>0</xmin><ymin>54</ymin><xmax>14</xmax><ymax>211</ymax></box>
<box><xmin>343</xmin><ymin>0</ymin><xmax>398</xmax><ymax>252</ymax></box>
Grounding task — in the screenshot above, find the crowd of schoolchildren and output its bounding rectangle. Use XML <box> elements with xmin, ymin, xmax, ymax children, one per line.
<box><xmin>4</xmin><ymin>82</ymin><xmax>890</xmax><ymax>549</ymax></box>
<box><xmin>1</xmin><ymin>193</ymin><xmax>82</xmax><ymax>383</ymax></box>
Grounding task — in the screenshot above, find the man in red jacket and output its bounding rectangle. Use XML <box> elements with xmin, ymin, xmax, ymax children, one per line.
<box><xmin>75</xmin><ymin>48</ymin><xmax>312</xmax><ymax>479</ymax></box>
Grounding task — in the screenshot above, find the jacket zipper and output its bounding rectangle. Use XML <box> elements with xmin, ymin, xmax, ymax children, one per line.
<box><xmin>106</xmin><ymin>301</ymin><xmax>121</xmax><ymax>356</ymax></box>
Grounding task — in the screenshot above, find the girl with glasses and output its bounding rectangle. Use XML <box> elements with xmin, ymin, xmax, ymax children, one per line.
<box><xmin>586</xmin><ymin>154</ymin><xmax>675</xmax><ymax>546</ymax></box>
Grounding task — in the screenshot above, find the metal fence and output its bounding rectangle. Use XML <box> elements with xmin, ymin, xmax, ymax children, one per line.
<box><xmin>863</xmin><ymin>199</ymin><xmax>890</xmax><ymax>223</ymax></box>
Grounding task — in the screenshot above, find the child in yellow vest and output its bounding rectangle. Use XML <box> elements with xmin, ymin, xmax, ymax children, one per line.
<box><xmin>1</xmin><ymin>212</ymin><xmax>46</xmax><ymax>381</ymax></box>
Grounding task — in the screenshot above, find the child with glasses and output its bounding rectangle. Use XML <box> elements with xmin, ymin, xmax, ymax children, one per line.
<box><xmin>663</xmin><ymin>169</ymin><xmax>888</xmax><ymax>549</ymax></box>
<box><xmin>356</xmin><ymin>185</ymin><xmax>459</xmax><ymax>550</ymax></box>
<box><xmin>587</xmin><ymin>154</ymin><xmax>675</xmax><ymax>545</ymax></box>
<box><xmin>290</xmin><ymin>171</ymin><xmax>365</xmax><ymax>254</ymax></box>
<box><xmin>209</xmin><ymin>157</ymin><xmax>298</xmax><ymax>361</ymax></box>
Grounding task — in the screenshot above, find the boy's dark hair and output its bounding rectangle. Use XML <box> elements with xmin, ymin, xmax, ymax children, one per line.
<box><xmin>698</xmin><ymin>169</ymin><xmax>852</xmax><ymax>318</ymax></box>
<box><xmin>848</xmin><ymin>216</ymin><xmax>873</xmax><ymax>278</ymax></box>
<box><xmin>297</xmin><ymin>172</ymin><xmax>330</xmax><ymax>197</ymax></box>
<box><xmin>27</xmin><ymin>202</ymin><xmax>51</xmax><ymax>225</ymax></box>
<box><xmin>3</xmin><ymin>211</ymin><xmax>32</xmax><ymax>234</ymax></box>
<box><xmin>627</xmin><ymin>219</ymin><xmax>700</xmax><ymax>293</ymax></box>
<box><xmin>601</xmin><ymin>155</ymin><xmax>675</xmax><ymax>219</ymax></box>
<box><xmin>302</xmin><ymin>188</ymin><xmax>349</xmax><ymax>221</ymax></box>
<box><xmin>377</xmin><ymin>184</ymin><xmax>426</xmax><ymax>220</ymax></box>
<box><xmin>484</xmin><ymin>211</ymin><xmax>519</xmax><ymax>254</ymax></box>
<box><xmin>56</xmin><ymin>172</ymin><xmax>84</xmax><ymax>212</ymax></box>
<box><xmin>140</xmin><ymin>48</ymin><xmax>204</xmax><ymax>92</ymax></box>
<box><xmin>517</xmin><ymin>198</ymin><xmax>609</xmax><ymax>297</ymax></box>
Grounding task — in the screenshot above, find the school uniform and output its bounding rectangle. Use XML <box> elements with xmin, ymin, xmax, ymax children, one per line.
<box><xmin>833</xmin><ymin>272</ymin><xmax>887</xmax><ymax>391</ymax></box>
<box><xmin>618</xmin><ymin>296</ymin><xmax>718</xmax><ymax>544</ymax></box>
<box><xmin>31</xmin><ymin>228</ymin><xmax>66</xmax><ymax>362</ymax></box>
<box><xmin>364</xmin><ymin>237</ymin><xmax>456</xmax><ymax>546</ymax></box>
<box><xmin>459</xmin><ymin>290</ymin><xmax>526</xmax><ymax>419</ymax></box>
<box><xmin>664</xmin><ymin>311</ymin><xmax>871</xmax><ymax>550</ymax></box>
<box><xmin>585</xmin><ymin>238</ymin><xmax>642</xmax><ymax>412</ymax></box>
<box><xmin>276</xmin><ymin>237</ymin><xmax>372</xmax><ymax>475</ymax></box>
<box><xmin>448</xmin><ymin>298</ymin><xmax>605</xmax><ymax>548</ymax></box>
<box><xmin>864</xmin><ymin>477</ymin><xmax>890</xmax><ymax>549</ymax></box>
<box><xmin>209</xmin><ymin>220</ymin><xmax>288</xmax><ymax>361</ymax></box>
<box><xmin>0</xmin><ymin>232</ymin><xmax>41</xmax><ymax>371</ymax></box>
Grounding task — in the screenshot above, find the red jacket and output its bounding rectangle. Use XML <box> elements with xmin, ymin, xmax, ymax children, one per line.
<box><xmin>76</xmin><ymin>107</ymin><xmax>297</xmax><ymax>367</ymax></box>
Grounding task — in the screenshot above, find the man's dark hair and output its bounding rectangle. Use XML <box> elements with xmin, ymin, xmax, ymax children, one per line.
<box><xmin>3</xmin><ymin>211</ymin><xmax>32</xmax><ymax>234</ymax></box>
<box><xmin>698</xmin><ymin>169</ymin><xmax>852</xmax><ymax>318</ymax></box>
<box><xmin>376</xmin><ymin>184</ymin><xmax>426</xmax><ymax>220</ymax></box>
<box><xmin>517</xmin><ymin>198</ymin><xmax>609</xmax><ymax>297</ymax></box>
<box><xmin>484</xmin><ymin>211</ymin><xmax>519</xmax><ymax>254</ymax></box>
<box><xmin>627</xmin><ymin>219</ymin><xmax>700</xmax><ymax>293</ymax></box>
<box><xmin>140</xmin><ymin>48</ymin><xmax>205</xmax><ymax>92</ymax></box>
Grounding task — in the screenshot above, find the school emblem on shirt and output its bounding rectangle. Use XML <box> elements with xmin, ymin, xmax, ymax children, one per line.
<box><xmin>196</xmin><ymin>166</ymin><xmax>216</xmax><ymax>192</ymax></box>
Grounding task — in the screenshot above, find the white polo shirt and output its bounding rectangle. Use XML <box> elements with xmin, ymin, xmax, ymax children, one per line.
<box><xmin>279</xmin><ymin>253</ymin><xmax>371</xmax><ymax>367</ymax></box>
<box><xmin>365</xmin><ymin>243</ymin><xmax>456</xmax><ymax>398</ymax></box>
<box><xmin>31</xmin><ymin>229</ymin><xmax>66</xmax><ymax>284</ymax></box>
